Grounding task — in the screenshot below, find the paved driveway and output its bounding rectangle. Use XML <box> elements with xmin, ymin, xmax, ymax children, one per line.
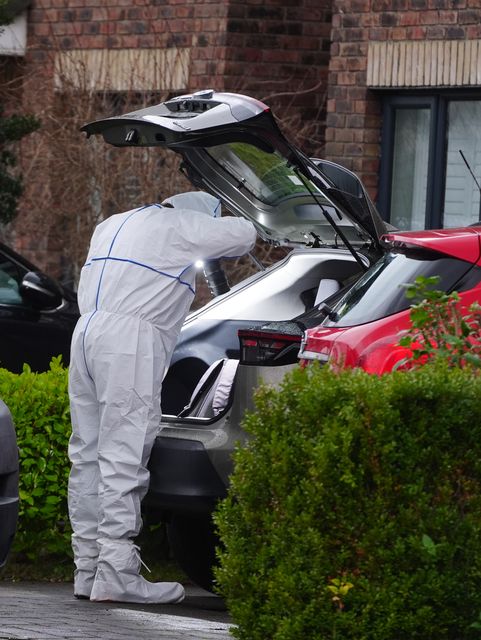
<box><xmin>0</xmin><ymin>582</ymin><xmax>233</xmax><ymax>639</ymax></box>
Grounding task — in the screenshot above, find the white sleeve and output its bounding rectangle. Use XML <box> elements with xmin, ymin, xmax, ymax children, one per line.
<box><xmin>181</xmin><ymin>214</ymin><xmax>257</xmax><ymax>262</ymax></box>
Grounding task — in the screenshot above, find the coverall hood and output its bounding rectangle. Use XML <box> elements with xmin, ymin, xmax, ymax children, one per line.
<box><xmin>162</xmin><ymin>191</ymin><xmax>221</xmax><ymax>217</ymax></box>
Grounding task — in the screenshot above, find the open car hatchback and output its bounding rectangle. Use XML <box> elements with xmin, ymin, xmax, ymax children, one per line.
<box><xmin>82</xmin><ymin>90</ymin><xmax>392</xmax><ymax>589</ymax></box>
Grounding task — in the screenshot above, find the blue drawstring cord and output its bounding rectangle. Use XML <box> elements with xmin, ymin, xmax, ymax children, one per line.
<box><xmin>91</xmin><ymin>256</ymin><xmax>195</xmax><ymax>295</ymax></box>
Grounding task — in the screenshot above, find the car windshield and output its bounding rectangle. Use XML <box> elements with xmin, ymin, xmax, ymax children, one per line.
<box><xmin>322</xmin><ymin>249</ymin><xmax>476</xmax><ymax>327</ymax></box>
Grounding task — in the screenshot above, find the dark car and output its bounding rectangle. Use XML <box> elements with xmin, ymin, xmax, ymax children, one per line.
<box><xmin>0</xmin><ymin>244</ymin><xmax>79</xmax><ymax>568</ymax></box>
<box><xmin>0</xmin><ymin>399</ymin><xmax>18</xmax><ymax>568</ymax></box>
<box><xmin>0</xmin><ymin>242</ymin><xmax>79</xmax><ymax>373</ymax></box>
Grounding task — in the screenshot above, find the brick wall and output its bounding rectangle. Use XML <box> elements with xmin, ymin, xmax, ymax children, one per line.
<box><xmin>27</xmin><ymin>1</ymin><xmax>218</xmax><ymax>52</ymax></box>
<box><xmin>23</xmin><ymin>0</ymin><xmax>331</xmax><ymax>133</ymax></box>
<box><xmin>188</xmin><ymin>0</ymin><xmax>332</xmax><ymax>157</ymax></box>
<box><xmin>13</xmin><ymin>0</ymin><xmax>230</xmax><ymax>276</ymax></box>
<box><xmin>221</xmin><ymin>0</ymin><xmax>331</xmax><ymax>155</ymax></box>
<box><xmin>326</xmin><ymin>0</ymin><xmax>481</xmax><ymax>199</ymax></box>
<box><xmin>12</xmin><ymin>0</ymin><xmax>332</xmax><ymax>278</ymax></box>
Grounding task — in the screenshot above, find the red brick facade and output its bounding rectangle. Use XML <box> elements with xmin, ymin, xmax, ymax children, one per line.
<box><xmin>326</xmin><ymin>0</ymin><xmax>481</xmax><ymax>197</ymax></box>
<box><xmin>220</xmin><ymin>0</ymin><xmax>331</xmax><ymax>130</ymax></box>
<box><xmin>6</xmin><ymin>0</ymin><xmax>481</xmax><ymax>277</ymax></box>
<box><xmin>24</xmin><ymin>0</ymin><xmax>331</xmax><ymax>122</ymax></box>
<box><xmin>11</xmin><ymin>0</ymin><xmax>332</xmax><ymax>276</ymax></box>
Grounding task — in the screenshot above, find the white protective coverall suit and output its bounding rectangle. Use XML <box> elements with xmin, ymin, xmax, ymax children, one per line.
<box><xmin>68</xmin><ymin>192</ymin><xmax>256</xmax><ymax>603</ymax></box>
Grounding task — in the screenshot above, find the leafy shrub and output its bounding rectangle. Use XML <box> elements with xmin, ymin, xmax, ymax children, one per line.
<box><xmin>0</xmin><ymin>357</ymin><xmax>72</xmax><ymax>558</ymax></box>
<box><xmin>399</xmin><ymin>276</ymin><xmax>481</xmax><ymax>368</ymax></box>
<box><xmin>215</xmin><ymin>363</ymin><xmax>481</xmax><ymax>640</ymax></box>
<box><xmin>0</xmin><ymin>357</ymin><xmax>177</xmax><ymax>579</ymax></box>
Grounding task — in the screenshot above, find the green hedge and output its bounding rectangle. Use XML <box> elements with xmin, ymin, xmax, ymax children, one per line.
<box><xmin>0</xmin><ymin>357</ymin><xmax>72</xmax><ymax>558</ymax></box>
<box><xmin>0</xmin><ymin>358</ymin><xmax>175</xmax><ymax>579</ymax></box>
<box><xmin>215</xmin><ymin>363</ymin><xmax>481</xmax><ymax>640</ymax></box>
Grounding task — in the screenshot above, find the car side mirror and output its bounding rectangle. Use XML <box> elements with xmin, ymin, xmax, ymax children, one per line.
<box><xmin>20</xmin><ymin>271</ymin><xmax>63</xmax><ymax>310</ymax></box>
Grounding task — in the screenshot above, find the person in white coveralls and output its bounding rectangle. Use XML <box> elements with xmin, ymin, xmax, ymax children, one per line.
<box><xmin>67</xmin><ymin>191</ymin><xmax>256</xmax><ymax>603</ymax></box>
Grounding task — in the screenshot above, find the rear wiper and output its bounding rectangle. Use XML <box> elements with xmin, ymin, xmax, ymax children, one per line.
<box><xmin>296</xmin><ymin>302</ymin><xmax>339</xmax><ymax>328</ymax></box>
<box><xmin>318</xmin><ymin>302</ymin><xmax>339</xmax><ymax>322</ymax></box>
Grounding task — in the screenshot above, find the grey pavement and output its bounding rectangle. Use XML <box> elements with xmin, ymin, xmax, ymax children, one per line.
<box><xmin>0</xmin><ymin>582</ymin><xmax>234</xmax><ymax>639</ymax></box>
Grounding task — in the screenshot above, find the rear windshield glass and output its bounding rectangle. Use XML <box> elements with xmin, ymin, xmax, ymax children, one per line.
<box><xmin>203</xmin><ymin>143</ymin><xmax>381</xmax><ymax>247</ymax></box>
<box><xmin>207</xmin><ymin>143</ymin><xmax>329</xmax><ymax>208</ymax></box>
<box><xmin>322</xmin><ymin>249</ymin><xmax>475</xmax><ymax>328</ymax></box>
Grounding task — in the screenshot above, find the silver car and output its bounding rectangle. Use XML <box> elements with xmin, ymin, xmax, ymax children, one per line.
<box><xmin>83</xmin><ymin>90</ymin><xmax>388</xmax><ymax>589</ymax></box>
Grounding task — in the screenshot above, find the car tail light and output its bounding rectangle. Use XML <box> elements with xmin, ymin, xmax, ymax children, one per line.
<box><xmin>298</xmin><ymin>332</ymin><xmax>330</xmax><ymax>365</ymax></box>
<box><xmin>238</xmin><ymin>329</ymin><xmax>301</xmax><ymax>366</ymax></box>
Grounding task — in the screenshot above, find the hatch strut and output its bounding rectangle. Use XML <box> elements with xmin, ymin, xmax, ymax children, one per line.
<box><xmin>294</xmin><ymin>167</ymin><xmax>368</xmax><ymax>272</ymax></box>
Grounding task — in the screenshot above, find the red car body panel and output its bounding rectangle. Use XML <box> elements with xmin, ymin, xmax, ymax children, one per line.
<box><xmin>382</xmin><ymin>227</ymin><xmax>481</xmax><ymax>264</ymax></box>
<box><xmin>300</xmin><ymin>228</ymin><xmax>481</xmax><ymax>375</ymax></box>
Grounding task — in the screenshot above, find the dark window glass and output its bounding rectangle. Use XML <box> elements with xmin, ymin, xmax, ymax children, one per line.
<box><xmin>444</xmin><ymin>101</ymin><xmax>481</xmax><ymax>227</ymax></box>
<box><xmin>390</xmin><ymin>107</ymin><xmax>430</xmax><ymax>230</ymax></box>
<box><xmin>322</xmin><ymin>250</ymin><xmax>474</xmax><ymax>328</ymax></box>
<box><xmin>0</xmin><ymin>255</ymin><xmax>24</xmax><ymax>305</ymax></box>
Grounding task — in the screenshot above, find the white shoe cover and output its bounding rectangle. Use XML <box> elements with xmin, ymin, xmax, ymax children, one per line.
<box><xmin>72</xmin><ymin>537</ymin><xmax>98</xmax><ymax>599</ymax></box>
<box><xmin>90</xmin><ymin>539</ymin><xmax>185</xmax><ymax>604</ymax></box>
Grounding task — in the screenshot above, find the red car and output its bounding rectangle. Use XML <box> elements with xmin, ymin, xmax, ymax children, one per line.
<box><xmin>298</xmin><ymin>226</ymin><xmax>481</xmax><ymax>373</ymax></box>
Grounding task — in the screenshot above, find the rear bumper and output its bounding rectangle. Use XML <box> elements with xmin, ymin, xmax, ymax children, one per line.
<box><xmin>144</xmin><ymin>363</ymin><xmax>297</xmax><ymax>524</ymax></box>
<box><xmin>144</xmin><ymin>436</ymin><xmax>227</xmax><ymax>520</ymax></box>
<box><xmin>0</xmin><ymin>496</ymin><xmax>18</xmax><ymax>567</ymax></box>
